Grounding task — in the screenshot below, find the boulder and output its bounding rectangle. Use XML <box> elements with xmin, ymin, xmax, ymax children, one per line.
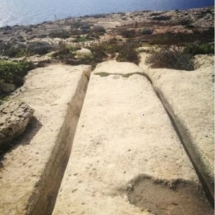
<box><xmin>76</xmin><ymin>48</ymin><xmax>92</xmax><ymax>57</ymax></box>
<box><xmin>0</xmin><ymin>82</ymin><xmax>16</xmax><ymax>93</ymax></box>
<box><xmin>0</xmin><ymin>100</ymin><xmax>34</xmax><ymax>148</ymax></box>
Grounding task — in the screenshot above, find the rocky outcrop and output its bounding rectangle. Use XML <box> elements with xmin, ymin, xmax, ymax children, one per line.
<box><xmin>139</xmin><ymin>53</ymin><xmax>214</xmax><ymax>204</ymax></box>
<box><xmin>0</xmin><ymin>64</ymin><xmax>91</xmax><ymax>215</ymax></box>
<box><xmin>0</xmin><ymin>100</ymin><xmax>34</xmax><ymax>148</ymax></box>
<box><xmin>52</xmin><ymin>61</ymin><xmax>213</xmax><ymax>215</ymax></box>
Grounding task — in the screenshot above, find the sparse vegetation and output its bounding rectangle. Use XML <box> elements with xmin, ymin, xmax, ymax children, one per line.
<box><xmin>52</xmin><ymin>44</ymin><xmax>80</xmax><ymax>61</ymax></box>
<box><xmin>89</xmin><ymin>38</ymin><xmax>140</xmax><ymax>64</ymax></box>
<box><xmin>0</xmin><ymin>42</ymin><xmax>27</xmax><ymax>58</ymax></box>
<box><xmin>52</xmin><ymin>44</ymin><xmax>94</xmax><ymax>65</ymax></box>
<box><xmin>51</xmin><ymin>37</ymin><xmax>140</xmax><ymax>67</ymax></box>
<box><xmin>146</xmin><ymin>46</ymin><xmax>194</xmax><ymax>71</ymax></box>
<box><xmin>93</xmin><ymin>26</ymin><xmax>106</xmax><ymax>35</ymax></box>
<box><xmin>0</xmin><ymin>61</ymin><xmax>34</xmax><ymax>95</ymax></box>
<box><xmin>151</xmin><ymin>15</ymin><xmax>171</xmax><ymax>21</ymax></box>
<box><xmin>49</xmin><ymin>29</ymin><xmax>71</xmax><ymax>39</ymax></box>
<box><xmin>73</xmin><ymin>35</ymin><xmax>93</xmax><ymax>42</ymax></box>
<box><xmin>185</xmin><ymin>24</ymin><xmax>195</xmax><ymax>29</ymax></box>
<box><xmin>89</xmin><ymin>43</ymin><xmax>107</xmax><ymax>63</ymax></box>
<box><xmin>116</xmin><ymin>43</ymin><xmax>140</xmax><ymax>65</ymax></box>
<box><xmin>178</xmin><ymin>19</ymin><xmax>193</xmax><ymax>25</ymax></box>
<box><xmin>0</xmin><ymin>41</ymin><xmax>55</xmax><ymax>57</ymax></box>
<box><xmin>52</xmin><ymin>46</ymin><xmax>75</xmax><ymax>60</ymax></box>
<box><xmin>27</xmin><ymin>41</ymin><xmax>54</xmax><ymax>55</ymax></box>
<box><xmin>149</xmin><ymin>28</ymin><xmax>214</xmax><ymax>45</ymax></box>
<box><xmin>184</xmin><ymin>43</ymin><xmax>214</xmax><ymax>55</ymax></box>
<box><xmin>0</xmin><ymin>8</ymin><xmax>212</xmax><ymax>74</ymax></box>
<box><xmin>91</xmin><ymin>14</ymin><xmax>107</xmax><ymax>19</ymax></box>
<box><xmin>70</xmin><ymin>22</ymin><xmax>105</xmax><ymax>39</ymax></box>
<box><xmin>120</xmin><ymin>29</ymin><xmax>137</xmax><ymax>38</ymax></box>
<box><xmin>140</xmin><ymin>28</ymin><xmax>153</xmax><ymax>35</ymax></box>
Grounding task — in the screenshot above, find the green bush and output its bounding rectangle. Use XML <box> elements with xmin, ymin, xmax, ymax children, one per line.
<box><xmin>146</xmin><ymin>46</ymin><xmax>194</xmax><ymax>71</ymax></box>
<box><xmin>0</xmin><ymin>42</ymin><xmax>27</xmax><ymax>58</ymax></box>
<box><xmin>0</xmin><ymin>41</ymin><xmax>55</xmax><ymax>57</ymax></box>
<box><xmin>184</xmin><ymin>43</ymin><xmax>214</xmax><ymax>55</ymax></box>
<box><xmin>0</xmin><ymin>61</ymin><xmax>34</xmax><ymax>87</ymax></box>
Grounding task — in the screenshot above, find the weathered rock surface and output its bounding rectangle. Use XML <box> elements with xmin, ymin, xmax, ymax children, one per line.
<box><xmin>0</xmin><ymin>100</ymin><xmax>34</xmax><ymax>147</ymax></box>
<box><xmin>0</xmin><ymin>64</ymin><xmax>91</xmax><ymax>215</ymax></box>
<box><xmin>53</xmin><ymin>61</ymin><xmax>212</xmax><ymax>215</ymax></box>
<box><xmin>139</xmin><ymin>53</ymin><xmax>214</xmax><ymax>201</ymax></box>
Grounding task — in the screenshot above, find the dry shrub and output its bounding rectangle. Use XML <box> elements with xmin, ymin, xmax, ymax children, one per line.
<box><xmin>151</xmin><ymin>15</ymin><xmax>171</xmax><ymax>21</ymax></box>
<box><xmin>89</xmin><ymin>38</ymin><xmax>140</xmax><ymax>64</ymax></box>
<box><xmin>49</xmin><ymin>30</ymin><xmax>71</xmax><ymax>39</ymax></box>
<box><xmin>146</xmin><ymin>46</ymin><xmax>194</xmax><ymax>71</ymax></box>
<box><xmin>27</xmin><ymin>41</ymin><xmax>54</xmax><ymax>55</ymax></box>
<box><xmin>149</xmin><ymin>28</ymin><xmax>214</xmax><ymax>45</ymax></box>
<box><xmin>117</xmin><ymin>43</ymin><xmax>140</xmax><ymax>65</ymax></box>
<box><xmin>120</xmin><ymin>29</ymin><xmax>137</xmax><ymax>38</ymax></box>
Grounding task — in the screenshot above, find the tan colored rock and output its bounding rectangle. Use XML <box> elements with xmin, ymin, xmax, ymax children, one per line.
<box><xmin>53</xmin><ymin>61</ymin><xmax>211</xmax><ymax>215</ymax></box>
<box><xmin>0</xmin><ymin>100</ymin><xmax>34</xmax><ymax>147</ymax></box>
<box><xmin>139</xmin><ymin>53</ymin><xmax>214</xmax><ymax>200</ymax></box>
<box><xmin>0</xmin><ymin>64</ymin><xmax>91</xmax><ymax>215</ymax></box>
<box><xmin>76</xmin><ymin>48</ymin><xmax>92</xmax><ymax>56</ymax></box>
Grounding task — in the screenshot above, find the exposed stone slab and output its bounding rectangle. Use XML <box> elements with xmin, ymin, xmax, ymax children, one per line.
<box><xmin>0</xmin><ymin>64</ymin><xmax>91</xmax><ymax>215</ymax></box>
<box><xmin>52</xmin><ymin>61</ymin><xmax>210</xmax><ymax>215</ymax></box>
<box><xmin>139</xmin><ymin>53</ymin><xmax>214</xmax><ymax>201</ymax></box>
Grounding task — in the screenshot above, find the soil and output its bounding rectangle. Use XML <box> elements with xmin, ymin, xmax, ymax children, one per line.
<box><xmin>126</xmin><ymin>175</ymin><xmax>213</xmax><ymax>215</ymax></box>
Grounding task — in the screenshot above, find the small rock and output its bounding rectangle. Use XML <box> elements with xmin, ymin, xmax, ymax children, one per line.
<box><xmin>0</xmin><ymin>82</ymin><xmax>16</xmax><ymax>93</ymax></box>
<box><xmin>0</xmin><ymin>100</ymin><xmax>34</xmax><ymax>148</ymax></box>
<box><xmin>76</xmin><ymin>48</ymin><xmax>92</xmax><ymax>57</ymax></box>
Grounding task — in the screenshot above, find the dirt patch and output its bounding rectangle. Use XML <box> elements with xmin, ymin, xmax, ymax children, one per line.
<box><xmin>123</xmin><ymin>175</ymin><xmax>213</xmax><ymax>215</ymax></box>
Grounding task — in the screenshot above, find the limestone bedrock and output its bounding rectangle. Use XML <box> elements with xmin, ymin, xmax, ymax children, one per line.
<box><xmin>53</xmin><ymin>61</ymin><xmax>200</xmax><ymax>215</ymax></box>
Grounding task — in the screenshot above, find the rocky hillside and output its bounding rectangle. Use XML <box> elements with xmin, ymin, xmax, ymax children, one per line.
<box><xmin>0</xmin><ymin>6</ymin><xmax>214</xmax><ymax>215</ymax></box>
